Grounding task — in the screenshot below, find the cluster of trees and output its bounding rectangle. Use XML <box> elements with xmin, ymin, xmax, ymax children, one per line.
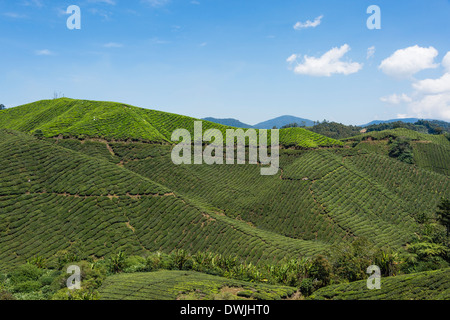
<box><xmin>0</xmin><ymin>104</ymin><xmax>6</xmax><ymax>110</ymax></box>
<box><xmin>307</xmin><ymin>121</ymin><xmax>362</xmax><ymax>139</ymax></box>
<box><xmin>366</xmin><ymin>120</ymin><xmax>449</xmax><ymax>135</ymax></box>
<box><xmin>388</xmin><ymin>137</ymin><xmax>414</xmax><ymax>164</ymax></box>
<box><xmin>280</xmin><ymin>120</ymin><xmax>362</xmax><ymax>139</ymax></box>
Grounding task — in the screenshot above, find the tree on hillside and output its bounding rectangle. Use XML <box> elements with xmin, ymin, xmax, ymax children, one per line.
<box><xmin>388</xmin><ymin>137</ymin><xmax>414</xmax><ymax>164</ymax></box>
<box><xmin>437</xmin><ymin>198</ymin><xmax>450</xmax><ymax>237</ymax></box>
<box><xmin>0</xmin><ymin>104</ymin><xmax>5</xmax><ymax>110</ymax></box>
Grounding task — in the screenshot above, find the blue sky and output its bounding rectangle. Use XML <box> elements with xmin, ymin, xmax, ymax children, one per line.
<box><xmin>1</xmin><ymin>0</ymin><xmax>450</xmax><ymax>125</ymax></box>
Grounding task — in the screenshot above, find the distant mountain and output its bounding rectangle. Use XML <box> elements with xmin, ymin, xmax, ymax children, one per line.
<box><xmin>361</xmin><ymin>118</ymin><xmax>425</xmax><ymax>127</ymax></box>
<box><xmin>202</xmin><ymin>117</ymin><xmax>253</xmax><ymax>128</ymax></box>
<box><xmin>253</xmin><ymin>115</ymin><xmax>315</xmax><ymax>129</ymax></box>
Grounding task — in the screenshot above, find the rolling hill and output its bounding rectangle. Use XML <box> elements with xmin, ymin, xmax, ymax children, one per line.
<box><xmin>253</xmin><ymin>115</ymin><xmax>315</xmax><ymax>129</ymax></box>
<box><xmin>201</xmin><ymin>117</ymin><xmax>253</xmax><ymax>128</ymax></box>
<box><xmin>0</xmin><ymin>99</ymin><xmax>342</xmax><ymax>149</ymax></box>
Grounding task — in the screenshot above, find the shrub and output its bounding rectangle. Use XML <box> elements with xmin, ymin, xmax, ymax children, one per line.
<box><xmin>12</xmin><ymin>280</ymin><xmax>42</xmax><ymax>293</ymax></box>
<box><xmin>309</xmin><ymin>255</ymin><xmax>332</xmax><ymax>287</ymax></box>
<box><xmin>9</xmin><ymin>264</ymin><xmax>44</xmax><ymax>284</ymax></box>
<box><xmin>33</xmin><ymin>130</ymin><xmax>44</xmax><ymax>139</ymax></box>
<box><xmin>51</xmin><ymin>288</ymin><xmax>100</xmax><ymax>300</ymax></box>
<box><xmin>299</xmin><ymin>278</ymin><xmax>314</xmax><ymax>297</ymax></box>
<box><xmin>27</xmin><ymin>256</ymin><xmax>48</xmax><ymax>269</ymax></box>
<box><xmin>108</xmin><ymin>251</ymin><xmax>127</xmax><ymax>273</ymax></box>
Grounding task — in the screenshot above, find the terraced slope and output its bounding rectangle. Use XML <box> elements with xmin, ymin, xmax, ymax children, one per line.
<box><xmin>0</xmin><ymin>99</ymin><xmax>342</xmax><ymax>148</ymax></box>
<box><xmin>0</xmin><ymin>129</ymin><xmax>329</xmax><ymax>271</ymax></box>
<box><xmin>98</xmin><ymin>270</ymin><xmax>296</xmax><ymax>300</ymax></box>
<box><xmin>310</xmin><ymin>268</ymin><xmax>450</xmax><ymax>300</ymax></box>
<box><xmin>72</xmin><ymin>140</ymin><xmax>448</xmax><ymax>250</ymax></box>
<box><xmin>346</xmin><ymin>128</ymin><xmax>450</xmax><ymax>176</ymax></box>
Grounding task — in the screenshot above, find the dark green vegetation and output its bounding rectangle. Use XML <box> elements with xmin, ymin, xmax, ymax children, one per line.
<box><xmin>310</xmin><ymin>268</ymin><xmax>450</xmax><ymax>300</ymax></box>
<box><xmin>306</xmin><ymin>121</ymin><xmax>363</xmax><ymax>139</ymax></box>
<box><xmin>1</xmin><ymin>99</ymin><xmax>449</xmax><ymax>300</ymax></box>
<box><xmin>365</xmin><ymin>119</ymin><xmax>450</xmax><ymax>135</ymax></box>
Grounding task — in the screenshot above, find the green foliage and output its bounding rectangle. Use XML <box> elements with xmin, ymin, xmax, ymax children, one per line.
<box><xmin>299</xmin><ymin>278</ymin><xmax>314</xmax><ymax>297</ymax></box>
<box><xmin>108</xmin><ymin>251</ymin><xmax>127</xmax><ymax>273</ymax></box>
<box><xmin>52</xmin><ymin>288</ymin><xmax>100</xmax><ymax>300</ymax></box>
<box><xmin>33</xmin><ymin>129</ymin><xmax>44</xmax><ymax>139</ymax></box>
<box><xmin>308</xmin><ymin>121</ymin><xmax>362</xmax><ymax>139</ymax></box>
<box><xmin>9</xmin><ymin>264</ymin><xmax>44</xmax><ymax>284</ymax></box>
<box><xmin>26</xmin><ymin>256</ymin><xmax>48</xmax><ymax>269</ymax></box>
<box><xmin>12</xmin><ymin>280</ymin><xmax>42</xmax><ymax>293</ymax></box>
<box><xmin>330</xmin><ymin>238</ymin><xmax>379</xmax><ymax>282</ymax></box>
<box><xmin>309</xmin><ymin>255</ymin><xmax>332</xmax><ymax>287</ymax></box>
<box><xmin>436</xmin><ymin>198</ymin><xmax>450</xmax><ymax>236</ymax></box>
<box><xmin>388</xmin><ymin>137</ymin><xmax>414</xmax><ymax>164</ymax></box>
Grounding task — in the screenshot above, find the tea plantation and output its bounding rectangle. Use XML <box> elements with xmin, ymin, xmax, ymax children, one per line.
<box><xmin>310</xmin><ymin>268</ymin><xmax>450</xmax><ymax>300</ymax></box>
<box><xmin>1</xmin><ymin>99</ymin><xmax>449</xmax><ymax>300</ymax></box>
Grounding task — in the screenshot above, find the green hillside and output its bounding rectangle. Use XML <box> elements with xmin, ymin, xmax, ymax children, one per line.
<box><xmin>0</xmin><ymin>129</ymin><xmax>329</xmax><ymax>271</ymax></box>
<box><xmin>0</xmin><ymin>99</ymin><xmax>342</xmax><ymax>148</ymax></box>
<box><xmin>98</xmin><ymin>270</ymin><xmax>296</xmax><ymax>300</ymax></box>
<box><xmin>0</xmin><ymin>99</ymin><xmax>449</xmax><ymax>300</ymax></box>
<box><xmin>345</xmin><ymin>128</ymin><xmax>450</xmax><ymax>176</ymax></box>
<box><xmin>310</xmin><ymin>268</ymin><xmax>450</xmax><ymax>300</ymax></box>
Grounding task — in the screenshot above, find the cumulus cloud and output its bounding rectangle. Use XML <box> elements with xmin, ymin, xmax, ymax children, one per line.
<box><xmin>380</xmin><ymin>48</ymin><xmax>450</xmax><ymax>121</ymax></box>
<box><xmin>380</xmin><ymin>93</ymin><xmax>412</xmax><ymax>104</ymax></box>
<box><xmin>288</xmin><ymin>44</ymin><xmax>362</xmax><ymax>77</ymax></box>
<box><xmin>379</xmin><ymin>45</ymin><xmax>439</xmax><ymax>78</ymax></box>
<box><xmin>442</xmin><ymin>52</ymin><xmax>450</xmax><ymax>72</ymax></box>
<box><xmin>293</xmin><ymin>15</ymin><xmax>323</xmax><ymax>30</ymax></box>
<box><xmin>409</xmin><ymin>93</ymin><xmax>450</xmax><ymax>120</ymax></box>
<box><xmin>412</xmin><ymin>73</ymin><xmax>450</xmax><ymax>94</ymax></box>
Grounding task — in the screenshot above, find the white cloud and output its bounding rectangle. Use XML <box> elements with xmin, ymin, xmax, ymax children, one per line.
<box><xmin>103</xmin><ymin>42</ymin><xmax>123</xmax><ymax>48</ymax></box>
<box><xmin>286</xmin><ymin>54</ymin><xmax>298</xmax><ymax>64</ymax></box>
<box><xmin>88</xmin><ymin>0</ymin><xmax>116</xmax><ymax>4</ymax></box>
<box><xmin>409</xmin><ymin>93</ymin><xmax>450</xmax><ymax>120</ymax></box>
<box><xmin>35</xmin><ymin>49</ymin><xmax>54</xmax><ymax>56</ymax></box>
<box><xmin>293</xmin><ymin>15</ymin><xmax>323</xmax><ymax>30</ymax></box>
<box><xmin>380</xmin><ymin>93</ymin><xmax>412</xmax><ymax>104</ymax></box>
<box><xmin>442</xmin><ymin>52</ymin><xmax>450</xmax><ymax>72</ymax></box>
<box><xmin>379</xmin><ymin>45</ymin><xmax>439</xmax><ymax>78</ymax></box>
<box><xmin>367</xmin><ymin>46</ymin><xmax>375</xmax><ymax>60</ymax></box>
<box><xmin>2</xmin><ymin>12</ymin><xmax>27</xmax><ymax>19</ymax></box>
<box><xmin>412</xmin><ymin>73</ymin><xmax>450</xmax><ymax>94</ymax></box>
<box><xmin>289</xmin><ymin>44</ymin><xmax>362</xmax><ymax>77</ymax></box>
<box><xmin>141</xmin><ymin>0</ymin><xmax>170</xmax><ymax>7</ymax></box>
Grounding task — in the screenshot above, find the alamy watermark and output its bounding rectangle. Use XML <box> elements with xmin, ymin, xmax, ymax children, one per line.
<box><xmin>171</xmin><ymin>121</ymin><xmax>279</xmax><ymax>176</ymax></box>
<box><xmin>367</xmin><ymin>265</ymin><xmax>381</xmax><ymax>290</ymax></box>
<box><xmin>66</xmin><ymin>265</ymin><xmax>81</xmax><ymax>290</ymax></box>
<box><xmin>66</xmin><ymin>5</ymin><xmax>81</xmax><ymax>30</ymax></box>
